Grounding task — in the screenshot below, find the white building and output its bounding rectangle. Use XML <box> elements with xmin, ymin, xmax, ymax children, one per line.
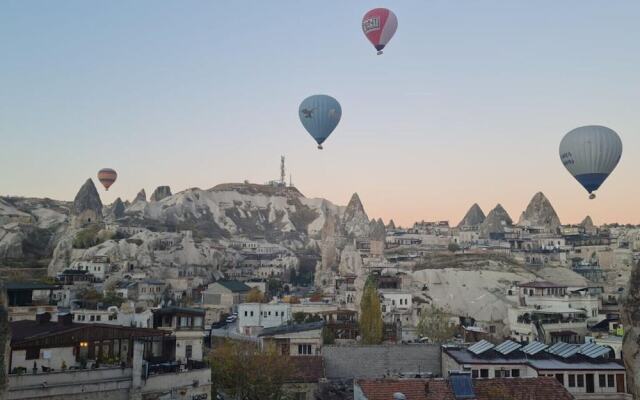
<box><xmin>442</xmin><ymin>340</ymin><xmax>628</xmax><ymax>399</ymax></box>
<box><xmin>238</xmin><ymin>302</ymin><xmax>292</xmax><ymax>336</ymax></box>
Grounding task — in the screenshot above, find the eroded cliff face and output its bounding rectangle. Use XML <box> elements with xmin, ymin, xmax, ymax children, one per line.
<box><xmin>622</xmin><ymin>260</ymin><xmax>640</xmax><ymax>398</ymax></box>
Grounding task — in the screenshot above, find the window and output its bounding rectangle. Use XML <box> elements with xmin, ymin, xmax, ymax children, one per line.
<box><xmin>599</xmin><ymin>374</ymin><xmax>606</xmax><ymax>388</ymax></box>
<box><xmin>495</xmin><ymin>370</ymin><xmax>510</xmax><ymax>378</ymax></box>
<box><xmin>96</xmin><ymin>315</ymin><xmax>101</xmax><ymax>321</ymax></box>
<box><xmin>577</xmin><ymin>375</ymin><xmax>584</xmax><ymax>387</ymax></box>
<box><xmin>250</xmin><ymin>311</ymin><xmax>254</xmax><ymax>317</ymax></box>
<box><xmin>298</xmin><ymin>344</ymin><xmax>312</xmax><ymax>355</ymax></box>
<box><xmin>569</xmin><ymin>374</ymin><xmax>575</xmax><ymax>387</ymax></box>
<box><xmin>26</xmin><ymin>347</ymin><xmax>40</xmax><ymax>360</ymax></box>
<box><xmin>480</xmin><ymin>369</ymin><xmax>489</xmax><ymax>378</ymax></box>
<box><xmin>608</xmin><ymin>374</ymin><xmax>615</xmax><ymax>387</ymax></box>
<box><xmin>512</xmin><ymin>369</ymin><xmax>520</xmax><ymax>378</ymax></box>
<box><xmin>244</xmin><ymin>311</ymin><xmax>248</xmax><ymax>317</ymax></box>
<box><xmin>275</xmin><ymin>311</ymin><xmax>279</xmax><ymax>316</ymax></box>
<box><xmin>186</xmin><ymin>345</ymin><xmax>193</xmax><ymax>359</ymax></box>
<box><xmin>472</xmin><ymin>370</ymin><xmax>479</xmax><ymax>378</ymax></box>
<box><xmin>90</xmin><ymin>315</ymin><xmax>95</xmax><ymax>321</ymax></box>
<box><xmin>489</xmin><ymin>326</ymin><xmax>496</xmax><ymax>333</ymax></box>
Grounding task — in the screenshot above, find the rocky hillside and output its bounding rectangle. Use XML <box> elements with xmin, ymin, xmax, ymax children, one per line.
<box><xmin>1</xmin><ymin>179</ymin><xmax>379</xmax><ymax>278</ymax></box>
<box><xmin>479</xmin><ymin>204</ymin><xmax>513</xmax><ymax>238</ymax></box>
<box><xmin>517</xmin><ymin>192</ymin><xmax>561</xmax><ymax>232</ymax></box>
<box><xmin>457</xmin><ymin>203</ymin><xmax>486</xmax><ymax>228</ymax></box>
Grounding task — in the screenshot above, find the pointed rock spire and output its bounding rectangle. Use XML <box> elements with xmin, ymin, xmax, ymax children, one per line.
<box><xmin>133</xmin><ymin>189</ymin><xmax>147</xmax><ymax>203</ymax></box>
<box><xmin>457</xmin><ymin>203</ymin><xmax>486</xmax><ymax>228</ymax></box>
<box><xmin>150</xmin><ymin>186</ymin><xmax>172</xmax><ymax>202</ymax></box>
<box><xmin>387</xmin><ymin>219</ymin><xmax>396</xmax><ymax>230</ymax></box>
<box><xmin>73</xmin><ymin>179</ymin><xmax>103</xmax><ymax>216</ymax></box>
<box><xmin>479</xmin><ymin>204</ymin><xmax>513</xmax><ymax>238</ymax></box>
<box><xmin>342</xmin><ymin>193</ymin><xmax>370</xmax><ymax>238</ymax></box>
<box><xmin>112</xmin><ymin>197</ymin><xmax>125</xmax><ymax>219</ymax></box>
<box><xmin>518</xmin><ymin>192</ymin><xmax>561</xmax><ymax>231</ymax></box>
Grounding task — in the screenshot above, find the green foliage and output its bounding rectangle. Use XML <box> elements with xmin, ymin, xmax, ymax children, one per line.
<box><xmin>359</xmin><ymin>276</ymin><xmax>383</xmax><ymax>344</ymax></box>
<box><xmin>210</xmin><ymin>340</ymin><xmax>293</xmax><ymax>400</ymax></box>
<box><xmin>292</xmin><ymin>312</ymin><xmax>322</xmax><ymax>325</ymax></box>
<box><xmin>246</xmin><ymin>288</ymin><xmax>265</xmax><ymax>303</ymax></box>
<box><xmin>73</xmin><ymin>225</ymin><xmax>114</xmax><ymax>249</ymax></box>
<box><xmin>447</xmin><ymin>243</ymin><xmax>461</xmax><ymax>252</ymax></box>
<box><xmin>322</xmin><ymin>327</ymin><xmax>335</xmax><ymax>345</ymax></box>
<box><xmin>103</xmin><ymin>291</ymin><xmax>124</xmax><ymax>307</ymax></box>
<box><xmin>416</xmin><ymin>304</ymin><xmax>458</xmax><ymax>343</ymax></box>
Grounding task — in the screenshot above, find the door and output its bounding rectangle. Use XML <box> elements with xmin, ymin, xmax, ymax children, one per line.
<box><xmin>616</xmin><ymin>374</ymin><xmax>625</xmax><ymax>393</ymax></box>
<box><xmin>586</xmin><ymin>373</ymin><xmax>595</xmax><ymax>393</ymax></box>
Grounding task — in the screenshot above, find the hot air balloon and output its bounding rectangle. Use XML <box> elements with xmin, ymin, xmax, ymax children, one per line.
<box><xmin>362</xmin><ymin>8</ymin><xmax>398</xmax><ymax>55</ymax></box>
<box><xmin>298</xmin><ymin>95</ymin><xmax>342</xmax><ymax>149</ymax></box>
<box><xmin>97</xmin><ymin>168</ymin><xmax>118</xmax><ymax>191</ymax></box>
<box><xmin>559</xmin><ymin>125</ymin><xmax>622</xmax><ymax>199</ymax></box>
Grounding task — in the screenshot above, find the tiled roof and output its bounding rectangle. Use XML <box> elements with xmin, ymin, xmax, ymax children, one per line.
<box><xmin>285</xmin><ymin>356</ymin><xmax>324</xmax><ymax>383</ymax></box>
<box><xmin>356</xmin><ymin>377</ymin><xmax>574</xmax><ymax>400</ymax></box>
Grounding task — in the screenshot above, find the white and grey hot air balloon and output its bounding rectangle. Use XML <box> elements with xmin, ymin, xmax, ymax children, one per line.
<box><xmin>559</xmin><ymin>125</ymin><xmax>622</xmax><ymax>199</ymax></box>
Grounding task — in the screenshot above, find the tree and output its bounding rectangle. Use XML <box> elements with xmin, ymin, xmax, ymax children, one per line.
<box><xmin>210</xmin><ymin>340</ymin><xmax>292</xmax><ymax>400</ymax></box>
<box><xmin>246</xmin><ymin>288</ymin><xmax>265</xmax><ymax>303</ymax></box>
<box><xmin>322</xmin><ymin>327</ymin><xmax>336</xmax><ymax>345</ymax></box>
<box><xmin>416</xmin><ymin>304</ymin><xmax>458</xmax><ymax>343</ymax></box>
<box><xmin>359</xmin><ymin>277</ymin><xmax>383</xmax><ymax>344</ymax></box>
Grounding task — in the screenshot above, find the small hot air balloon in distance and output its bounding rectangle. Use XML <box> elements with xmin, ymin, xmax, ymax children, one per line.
<box><xmin>362</xmin><ymin>8</ymin><xmax>398</xmax><ymax>55</ymax></box>
<box><xmin>298</xmin><ymin>95</ymin><xmax>342</xmax><ymax>150</ymax></box>
<box><xmin>97</xmin><ymin>168</ymin><xmax>118</xmax><ymax>191</ymax></box>
<box><xmin>559</xmin><ymin>125</ymin><xmax>622</xmax><ymax>199</ymax></box>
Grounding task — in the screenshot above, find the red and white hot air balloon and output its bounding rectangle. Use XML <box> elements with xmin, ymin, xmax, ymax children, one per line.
<box><xmin>97</xmin><ymin>168</ymin><xmax>117</xmax><ymax>191</ymax></box>
<box><xmin>362</xmin><ymin>8</ymin><xmax>398</xmax><ymax>55</ymax></box>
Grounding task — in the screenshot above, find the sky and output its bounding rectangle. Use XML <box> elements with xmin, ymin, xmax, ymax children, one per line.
<box><xmin>1</xmin><ymin>1</ymin><xmax>639</xmax><ymax>227</ymax></box>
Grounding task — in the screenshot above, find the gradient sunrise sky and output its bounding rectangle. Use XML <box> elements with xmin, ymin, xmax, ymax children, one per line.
<box><xmin>1</xmin><ymin>1</ymin><xmax>639</xmax><ymax>226</ymax></box>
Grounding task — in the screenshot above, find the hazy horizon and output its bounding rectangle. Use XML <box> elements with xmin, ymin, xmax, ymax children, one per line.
<box><xmin>2</xmin><ymin>1</ymin><xmax>639</xmax><ymax>226</ymax></box>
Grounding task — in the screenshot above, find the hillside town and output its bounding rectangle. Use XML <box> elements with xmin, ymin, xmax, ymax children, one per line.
<box><xmin>1</xmin><ymin>171</ymin><xmax>639</xmax><ymax>400</ymax></box>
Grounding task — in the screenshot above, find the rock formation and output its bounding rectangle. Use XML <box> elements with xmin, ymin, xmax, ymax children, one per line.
<box><xmin>622</xmin><ymin>261</ymin><xmax>640</xmax><ymax>398</ymax></box>
<box><xmin>133</xmin><ymin>189</ymin><xmax>147</xmax><ymax>203</ymax></box>
<box><xmin>111</xmin><ymin>198</ymin><xmax>125</xmax><ymax>219</ymax></box>
<box><xmin>150</xmin><ymin>186</ymin><xmax>172</xmax><ymax>202</ymax></box>
<box><xmin>342</xmin><ymin>193</ymin><xmax>370</xmax><ymax>238</ymax></box>
<box><xmin>517</xmin><ymin>192</ymin><xmax>561</xmax><ymax>232</ymax></box>
<box><xmin>479</xmin><ymin>204</ymin><xmax>512</xmax><ymax>238</ymax></box>
<box><xmin>387</xmin><ymin>219</ymin><xmax>396</xmax><ymax>230</ymax></box>
<box><xmin>580</xmin><ymin>216</ymin><xmax>597</xmax><ymax>235</ymax></box>
<box><xmin>72</xmin><ymin>179</ymin><xmax>103</xmax><ymax>227</ymax></box>
<box><xmin>457</xmin><ymin>203</ymin><xmax>486</xmax><ymax>228</ymax></box>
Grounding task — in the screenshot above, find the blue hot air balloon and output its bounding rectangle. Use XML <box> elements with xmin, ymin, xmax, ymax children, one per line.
<box><xmin>559</xmin><ymin>125</ymin><xmax>623</xmax><ymax>199</ymax></box>
<box><xmin>298</xmin><ymin>95</ymin><xmax>342</xmax><ymax>149</ymax></box>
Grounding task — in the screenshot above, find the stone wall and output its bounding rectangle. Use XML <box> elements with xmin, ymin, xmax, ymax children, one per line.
<box><xmin>322</xmin><ymin>344</ymin><xmax>441</xmax><ymax>379</ymax></box>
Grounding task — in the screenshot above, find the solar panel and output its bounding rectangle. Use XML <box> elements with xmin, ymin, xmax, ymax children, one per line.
<box><xmin>579</xmin><ymin>342</ymin><xmax>611</xmax><ymax>359</ymax></box>
<box><xmin>494</xmin><ymin>340</ymin><xmax>522</xmax><ymax>355</ymax></box>
<box><xmin>468</xmin><ymin>340</ymin><xmax>494</xmax><ymax>355</ymax></box>
<box><xmin>449</xmin><ymin>373</ymin><xmax>476</xmax><ymax>399</ymax></box>
<box><xmin>547</xmin><ymin>342</ymin><xmax>580</xmax><ymax>358</ymax></box>
<box><xmin>547</xmin><ymin>342</ymin><xmax>571</xmax><ymax>355</ymax></box>
<box><xmin>521</xmin><ymin>341</ymin><xmax>548</xmax><ymax>355</ymax></box>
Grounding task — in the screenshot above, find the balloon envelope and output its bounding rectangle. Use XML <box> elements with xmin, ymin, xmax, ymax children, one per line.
<box><xmin>559</xmin><ymin>125</ymin><xmax>622</xmax><ymax>195</ymax></box>
<box><xmin>97</xmin><ymin>168</ymin><xmax>118</xmax><ymax>191</ymax></box>
<box><xmin>362</xmin><ymin>8</ymin><xmax>398</xmax><ymax>54</ymax></box>
<box><xmin>298</xmin><ymin>95</ymin><xmax>342</xmax><ymax>149</ymax></box>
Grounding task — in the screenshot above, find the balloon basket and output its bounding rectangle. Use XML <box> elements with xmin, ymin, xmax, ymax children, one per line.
<box><xmin>589</xmin><ymin>193</ymin><xmax>596</xmax><ymax>200</ymax></box>
<box><xmin>377</xmin><ymin>51</ymin><xmax>383</xmax><ymax>55</ymax></box>
<box><xmin>317</xmin><ymin>145</ymin><xmax>323</xmax><ymax>150</ymax></box>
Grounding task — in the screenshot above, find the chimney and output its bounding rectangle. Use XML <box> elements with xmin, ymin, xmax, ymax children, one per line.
<box><xmin>58</xmin><ymin>312</ymin><xmax>73</xmax><ymax>326</ymax></box>
<box><xmin>35</xmin><ymin>312</ymin><xmax>51</xmax><ymax>324</ymax></box>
